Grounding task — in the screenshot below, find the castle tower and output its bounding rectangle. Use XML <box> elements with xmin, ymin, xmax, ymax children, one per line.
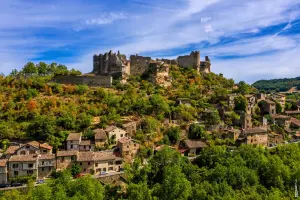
<box><xmin>93</xmin><ymin>55</ymin><xmax>99</xmax><ymax>74</ymax></box>
<box><xmin>193</xmin><ymin>51</ymin><xmax>200</xmax><ymax>70</ymax></box>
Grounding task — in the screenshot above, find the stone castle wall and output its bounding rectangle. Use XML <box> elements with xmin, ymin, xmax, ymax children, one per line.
<box><xmin>177</xmin><ymin>51</ymin><xmax>200</xmax><ymax>70</ymax></box>
<box><xmin>129</xmin><ymin>55</ymin><xmax>152</xmax><ymax>76</ymax></box>
<box><xmin>52</xmin><ymin>75</ymin><xmax>112</xmax><ymax>87</ymax></box>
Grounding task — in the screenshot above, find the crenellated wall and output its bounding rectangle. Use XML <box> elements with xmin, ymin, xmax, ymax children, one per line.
<box><xmin>52</xmin><ymin>75</ymin><xmax>112</xmax><ymax>87</ymax></box>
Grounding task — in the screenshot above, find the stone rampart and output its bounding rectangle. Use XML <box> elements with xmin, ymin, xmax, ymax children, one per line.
<box><xmin>52</xmin><ymin>75</ymin><xmax>112</xmax><ymax>87</ymax></box>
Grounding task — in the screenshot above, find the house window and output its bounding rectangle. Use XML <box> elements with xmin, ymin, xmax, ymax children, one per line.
<box><xmin>103</xmin><ymin>168</ymin><xmax>106</xmax><ymax>172</ymax></box>
<box><xmin>95</xmin><ymin>163</ymin><xmax>98</xmax><ymax>167</ymax></box>
<box><xmin>84</xmin><ymin>169</ymin><xmax>87</xmax><ymax>172</ymax></box>
<box><xmin>42</xmin><ymin>168</ymin><xmax>44</xmax><ymax>172</ymax></box>
<box><xmin>43</xmin><ymin>150</ymin><xmax>47</xmax><ymax>153</ymax></box>
<box><xmin>109</xmin><ymin>162</ymin><xmax>113</xmax><ymax>165</ymax></box>
<box><xmin>14</xmin><ymin>171</ymin><xmax>18</xmax><ymax>175</ymax></box>
<box><xmin>88</xmin><ymin>162</ymin><xmax>90</xmax><ymax>165</ymax></box>
<box><xmin>26</xmin><ymin>146</ymin><xmax>30</xmax><ymax>149</ymax></box>
<box><xmin>20</xmin><ymin>150</ymin><xmax>26</xmax><ymax>155</ymax></box>
<box><xmin>28</xmin><ymin>164</ymin><xmax>33</xmax><ymax>168</ymax></box>
<box><xmin>71</xmin><ymin>145</ymin><xmax>73</xmax><ymax>149</ymax></box>
<box><xmin>71</xmin><ymin>156</ymin><xmax>75</xmax><ymax>161</ymax></box>
<box><xmin>80</xmin><ymin>162</ymin><xmax>82</xmax><ymax>166</ymax></box>
<box><xmin>116</xmin><ymin>161</ymin><xmax>122</xmax><ymax>165</ymax></box>
<box><xmin>49</xmin><ymin>167</ymin><xmax>51</xmax><ymax>171</ymax></box>
<box><xmin>109</xmin><ymin>167</ymin><xmax>113</xmax><ymax>171</ymax></box>
<box><xmin>41</xmin><ymin>161</ymin><xmax>44</xmax><ymax>165</ymax></box>
<box><xmin>121</xmin><ymin>134</ymin><xmax>123</xmax><ymax>137</ymax></box>
<box><xmin>27</xmin><ymin>170</ymin><xmax>33</xmax><ymax>175</ymax></box>
<box><xmin>29</xmin><ymin>150</ymin><xmax>36</xmax><ymax>154</ymax></box>
<box><xmin>12</xmin><ymin>164</ymin><xmax>18</xmax><ymax>168</ymax></box>
<box><xmin>61</xmin><ymin>157</ymin><xmax>65</xmax><ymax>162</ymax></box>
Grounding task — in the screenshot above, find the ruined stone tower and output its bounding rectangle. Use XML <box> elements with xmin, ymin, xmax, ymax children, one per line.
<box><xmin>177</xmin><ymin>51</ymin><xmax>200</xmax><ymax>70</ymax></box>
<box><xmin>93</xmin><ymin>50</ymin><xmax>129</xmax><ymax>78</ymax></box>
<box><xmin>200</xmin><ymin>56</ymin><xmax>211</xmax><ymax>73</ymax></box>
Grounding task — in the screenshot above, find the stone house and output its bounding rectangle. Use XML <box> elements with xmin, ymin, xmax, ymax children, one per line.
<box><xmin>8</xmin><ymin>155</ymin><xmax>39</xmax><ymax>180</ymax></box>
<box><xmin>237</xmin><ymin>128</ymin><xmax>268</xmax><ymax>147</ymax></box>
<box><xmin>94</xmin><ymin>129</ymin><xmax>108</xmax><ymax>147</ymax></box>
<box><xmin>245</xmin><ymin>94</ymin><xmax>256</xmax><ymax>115</ymax></box>
<box><xmin>222</xmin><ymin>129</ymin><xmax>241</xmax><ymax>141</ymax></box>
<box><xmin>259</xmin><ymin>99</ymin><xmax>276</xmax><ymax>115</ymax></box>
<box><xmin>117</xmin><ymin>138</ymin><xmax>140</xmax><ymax>160</ymax></box>
<box><xmin>290</xmin><ymin>118</ymin><xmax>300</xmax><ymax>129</ymax></box>
<box><xmin>270</xmin><ymin>115</ymin><xmax>291</xmax><ymax>127</ymax></box>
<box><xmin>66</xmin><ymin>133</ymin><xmax>94</xmax><ymax>151</ymax></box>
<box><xmin>105</xmin><ymin>126</ymin><xmax>128</xmax><ymax>145</ymax></box>
<box><xmin>38</xmin><ymin>154</ymin><xmax>55</xmax><ymax>179</ymax></box>
<box><xmin>184</xmin><ymin>139</ymin><xmax>208</xmax><ymax>155</ymax></box>
<box><xmin>271</xmin><ymin>93</ymin><xmax>286</xmax><ymax>112</ymax></box>
<box><xmin>79</xmin><ymin>140</ymin><xmax>95</xmax><ymax>152</ymax></box>
<box><xmin>56</xmin><ymin>150</ymin><xmax>78</xmax><ymax>170</ymax></box>
<box><xmin>268</xmin><ymin>133</ymin><xmax>284</xmax><ymax>146</ymax></box>
<box><xmin>77</xmin><ymin>151</ymin><xmax>123</xmax><ymax>175</ymax></box>
<box><xmin>66</xmin><ymin>133</ymin><xmax>82</xmax><ymax>151</ymax></box>
<box><xmin>3</xmin><ymin>141</ymin><xmax>53</xmax><ymax>159</ymax></box>
<box><xmin>256</xmin><ymin>93</ymin><xmax>266</xmax><ymax>103</ymax></box>
<box><xmin>93</xmin><ymin>151</ymin><xmax>123</xmax><ymax>174</ymax></box>
<box><xmin>77</xmin><ymin>152</ymin><xmax>95</xmax><ymax>174</ymax></box>
<box><xmin>0</xmin><ymin>159</ymin><xmax>8</xmax><ymax>184</ymax></box>
<box><xmin>122</xmin><ymin>121</ymin><xmax>137</xmax><ymax>137</ymax></box>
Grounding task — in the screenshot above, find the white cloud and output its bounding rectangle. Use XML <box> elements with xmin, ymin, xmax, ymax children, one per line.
<box><xmin>204</xmin><ymin>24</ymin><xmax>214</xmax><ymax>33</ymax></box>
<box><xmin>201</xmin><ymin>17</ymin><xmax>212</xmax><ymax>23</ymax></box>
<box><xmin>85</xmin><ymin>13</ymin><xmax>128</xmax><ymax>25</ymax></box>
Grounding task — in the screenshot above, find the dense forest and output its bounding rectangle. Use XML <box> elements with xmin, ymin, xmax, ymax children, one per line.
<box><xmin>252</xmin><ymin>77</ymin><xmax>300</xmax><ymax>93</ymax></box>
<box><xmin>1</xmin><ymin>144</ymin><xmax>300</xmax><ymax>199</ymax></box>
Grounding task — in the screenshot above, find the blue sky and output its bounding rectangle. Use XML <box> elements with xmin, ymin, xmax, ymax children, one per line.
<box><xmin>0</xmin><ymin>0</ymin><xmax>300</xmax><ymax>83</ymax></box>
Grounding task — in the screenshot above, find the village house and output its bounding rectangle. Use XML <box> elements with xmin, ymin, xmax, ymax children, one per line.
<box><xmin>117</xmin><ymin>138</ymin><xmax>140</xmax><ymax>160</ymax></box>
<box><xmin>122</xmin><ymin>121</ymin><xmax>137</xmax><ymax>137</ymax></box>
<box><xmin>77</xmin><ymin>152</ymin><xmax>95</xmax><ymax>174</ymax></box>
<box><xmin>271</xmin><ymin>93</ymin><xmax>286</xmax><ymax>112</ymax></box>
<box><xmin>256</xmin><ymin>93</ymin><xmax>266</xmax><ymax>103</ymax></box>
<box><xmin>66</xmin><ymin>133</ymin><xmax>94</xmax><ymax>151</ymax></box>
<box><xmin>222</xmin><ymin>128</ymin><xmax>241</xmax><ymax>141</ymax></box>
<box><xmin>268</xmin><ymin>133</ymin><xmax>284</xmax><ymax>146</ymax></box>
<box><xmin>66</xmin><ymin>133</ymin><xmax>82</xmax><ymax>151</ymax></box>
<box><xmin>0</xmin><ymin>159</ymin><xmax>8</xmax><ymax>184</ymax></box>
<box><xmin>38</xmin><ymin>154</ymin><xmax>55</xmax><ymax>179</ymax></box>
<box><xmin>259</xmin><ymin>99</ymin><xmax>276</xmax><ymax>115</ymax></box>
<box><xmin>270</xmin><ymin>115</ymin><xmax>291</xmax><ymax>127</ymax></box>
<box><xmin>56</xmin><ymin>150</ymin><xmax>78</xmax><ymax>170</ymax></box>
<box><xmin>237</xmin><ymin>128</ymin><xmax>268</xmax><ymax>147</ymax></box>
<box><xmin>290</xmin><ymin>118</ymin><xmax>300</xmax><ymax>129</ymax></box>
<box><xmin>245</xmin><ymin>94</ymin><xmax>256</xmax><ymax>115</ymax></box>
<box><xmin>94</xmin><ymin>129</ymin><xmax>108</xmax><ymax>147</ymax></box>
<box><xmin>8</xmin><ymin>155</ymin><xmax>39</xmax><ymax>180</ymax></box>
<box><xmin>184</xmin><ymin>139</ymin><xmax>208</xmax><ymax>155</ymax></box>
<box><xmin>105</xmin><ymin>126</ymin><xmax>128</xmax><ymax>145</ymax></box>
<box><xmin>93</xmin><ymin>151</ymin><xmax>123</xmax><ymax>174</ymax></box>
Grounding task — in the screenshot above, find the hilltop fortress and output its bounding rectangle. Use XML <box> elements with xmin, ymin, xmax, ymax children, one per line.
<box><xmin>53</xmin><ymin>50</ymin><xmax>211</xmax><ymax>87</ymax></box>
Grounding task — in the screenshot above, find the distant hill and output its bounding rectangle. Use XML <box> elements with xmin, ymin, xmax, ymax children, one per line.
<box><xmin>252</xmin><ymin>77</ymin><xmax>300</xmax><ymax>92</ymax></box>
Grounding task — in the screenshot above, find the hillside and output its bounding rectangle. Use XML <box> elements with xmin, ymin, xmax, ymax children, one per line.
<box><xmin>252</xmin><ymin>77</ymin><xmax>300</xmax><ymax>92</ymax></box>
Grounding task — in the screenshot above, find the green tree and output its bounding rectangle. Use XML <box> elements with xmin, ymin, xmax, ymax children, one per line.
<box><xmin>234</xmin><ymin>95</ymin><xmax>247</xmax><ymax>111</ymax></box>
<box><xmin>70</xmin><ymin>162</ymin><xmax>81</xmax><ymax>177</ymax></box>
<box><xmin>23</xmin><ymin>62</ymin><xmax>37</xmax><ymax>75</ymax></box>
<box><xmin>127</xmin><ymin>182</ymin><xmax>153</xmax><ymax>200</ymax></box>
<box><xmin>37</xmin><ymin>62</ymin><xmax>48</xmax><ymax>76</ymax></box>
<box><xmin>188</xmin><ymin>123</ymin><xmax>209</xmax><ymax>139</ymax></box>
<box><xmin>165</xmin><ymin>126</ymin><xmax>180</xmax><ymax>144</ymax></box>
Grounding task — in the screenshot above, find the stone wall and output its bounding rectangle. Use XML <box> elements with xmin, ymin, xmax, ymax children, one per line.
<box><xmin>52</xmin><ymin>75</ymin><xmax>112</xmax><ymax>87</ymax></box>
<box><xmin>130</xmin><ymin>55</ymin><xmax>152</xmax><ymax>76</ymax></box>
<box><xmin>156</xmin><ymin>58</ymin><xmax>177</xmax><ymax>65</ymax></box>
<box><xmin>93</xmin><ymin>50</ymin><xmax>129</xmax><ymax>78</ymax></box>
<box><xmin>177</xmin><ymin>51</ymin><xmax>200</xmax><ymax>70</ymax></box>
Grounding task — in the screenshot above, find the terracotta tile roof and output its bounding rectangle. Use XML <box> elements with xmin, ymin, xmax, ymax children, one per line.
<box><xmin>291</xmin><ymin>118</ymin><xmax>300</xmax><ymax>127</ymax></box>
<box><xmin>77</xmin><ymin>152</ymin><xmax>94</xmax><ymax>162</ymax></box>
<box><xmin>105</xmin><ymin>126</ymin><xmax>117</xmax><ymax>133</ymax></box>
<box><xmin>56</xmin><ymin>150</ymin><xmax>78</xmax><ymax>157</ymax></box>
<box><xmin>80</xmin><ymin>140</ymin><xmax>94</xmax><ymax>146</ymax></box>
<box><xmin>93</xmin><ymin>151</ymin><xmax>116</xmax><ymax>161</ymax></box>
<box><xmin>67</xmin><ymin>133</ymin><xmax>82</xmax><ymax>141</ymax></box>
<box><xmin>118</xmin><ymin>137</ymin><xmax>132</xmax><ymax>144</ymax></box>
<box><xmin>0</xmin><ymin>159</ymin><xmax>8</xmax><ymax>167</ymax></box>
<box><xmin>4</xmin><ymin>145</ymin><xmax>20</xmax><ymax>155</ymax></box>
<box><xmin>264</xmin><ymin>99</ymin><xmax>276</xmax><ymax>105</ymax></box>
<box><xmin>271</xmin><ymin>114</ymin><xmax>291</xmax><ymax>119</ymax></box>
<box><xmin>185</xmin><ymin>140</ymin><xmax>208</xmax><ymax>149</ymax></box>
<box><xmin>243</xmin><ymin>128</ymin><xmax>268</xmax><ymax>134</ymax></box>
<box><xmin>27</xmin><ymin>141</ymin><xmax>40</xmax><ymax>148</ymax></box>
<box><xmin>9</xmin><ymin>155</ymin><xmax>38</xmax><ymax>162</ymax></box>
<box><xmin>94</xmin><ymin>129</ymin><xmax>107</xmax><ymax>140</ymax></box>
<box><xmin>39</xmin><ymin>154</ymin><xmax>55</xmax><ymax>160</ymax></box>
<box><xmin>285</xmin><ymin>111</ymin><xmax>300</xmax><ymax>115</ymax></box>
<box><xmin>40</xmin><ymin>143</ymin><xmax>53</xmax><ymax>150</ymax></box>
